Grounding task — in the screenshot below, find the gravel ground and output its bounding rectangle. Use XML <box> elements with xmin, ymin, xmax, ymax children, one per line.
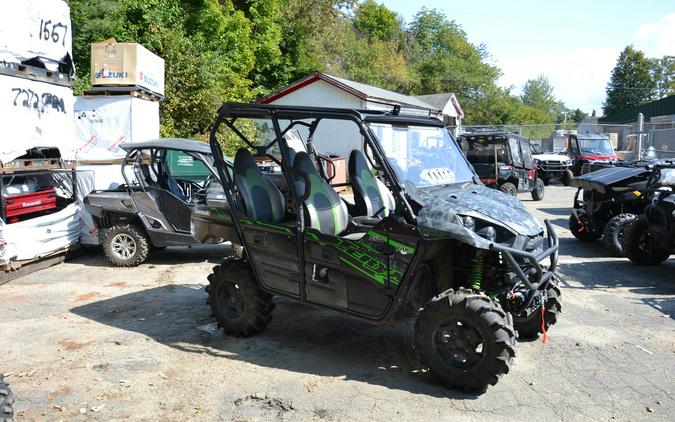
<box><xmin>0</xmin><ymin>184</ymin><xmax>673</xmax><ymax>421</ymax></box>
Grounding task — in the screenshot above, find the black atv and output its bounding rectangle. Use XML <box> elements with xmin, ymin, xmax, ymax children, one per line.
<box><xmin>623</xmin><ymin>163</ymin><xmax>675</xmax><ymax>266</ymax></box>
<box><xmin>569</xmin><ymin>165</ymin><xmax>654</xmax><ymax>256</ymax></box>
<box><xmin>0</xmin><ymin>374</ymin><xmax>13</xmax><ymax>422</ymax></box>
<box><xmin>84</xmin><ymin>139</ymin><xmax>223</xmax><ymax>267</ymax></box>
<box><xmin>458</xmin><ymin>132</ymin><xmax>545</xmax><ymax>201</ymax></box>
<box><xmin>195</xmin><ymin>103</ymin><xmax>560</xmax><ymax>392</ymax></box>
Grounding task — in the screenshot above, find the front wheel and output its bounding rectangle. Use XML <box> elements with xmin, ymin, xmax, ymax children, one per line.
<box><xmin>499</xmin><ymin>182</ymin><xmax>517</xmax><ymax>197</ymax></box>
<box><xmin>208</xmin><ymin>261</ymin><xmax>274</xmax><ymax>337</ymax></box>
<box><xmin>415</xmin><ymin>289</ymin><xmax>516</xmax><ymax>392</ymax></box>
<box><xmin>0</xmin><ymin>374</ymin><xmax>14</xmax><ymax>422</ymax></box>
<box><xmin>513</xmin><ymin>282</ymin><xmax>562</xmax><ymax>339</ymax></box>
<box><xmin>602</xmin><ymin>213</ymin><xmax>637</xmax><ymax>256</ymax></box>
<box><xmin>569</xmin><ymin>215</ymin><xmax>601</xmax><ymax>242</ymax></box>
<box><xmin>531</xmin><ymin>178</ymin><xmax>545</xmax><ymax>201</ymax></box>
<box><xmin>562</xmin><ymin>169</ymin><xmax>573</xmax><ymax>186</ymax></box>
<box><xmin>623</xmin><ymin>217</ymin><xmax>671</xmax><ymax>266</ymax></box>
<box><xmin>102</xmin><ymin>224</ymin><xmax>150</xmax><ymax>267</ymax></box>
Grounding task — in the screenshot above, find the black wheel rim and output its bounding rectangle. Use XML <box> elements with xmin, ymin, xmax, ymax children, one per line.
<box><xmin>216</xmin><ymin>282</ymin><xmax>246</xmax><ymax>320</ymax></box>
<box><xmin>434</xmin><ymin>317</ymin><xmax>485</xmax><ymax>369</ymax></box>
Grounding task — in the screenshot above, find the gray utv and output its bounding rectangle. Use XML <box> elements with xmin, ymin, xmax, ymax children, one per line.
<box><xmin>84</xmin><ymin>139</ymin><xmax>224</xmax><ymax>267</ymax></box>
<box><xmin>195</xmin><ymin>103</ymin><xmax>561</xmax><ymax>392</ymax></box>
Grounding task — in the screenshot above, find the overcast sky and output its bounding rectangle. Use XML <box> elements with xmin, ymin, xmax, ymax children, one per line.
<box><xmin>380</xmin><ymin>0</ymin><xmax>675</xmax><ymax>115</ymax></box>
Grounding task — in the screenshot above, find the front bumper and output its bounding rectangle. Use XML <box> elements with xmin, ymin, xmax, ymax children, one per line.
<box><xmin>489</xmin><ymin>219</ymin><xmax>559</xmax><ymax>296</ymax></box>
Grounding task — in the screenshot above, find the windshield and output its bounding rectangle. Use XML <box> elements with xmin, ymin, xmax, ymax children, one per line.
<box><xmin>459</xmin><ymin>138</ymin><xmax>510</xmax><ymax>164</ymax></box>
<box><xmin>531</xmin><ymin>144</ymin><xmax>543</xmax><ymax>154</ymax></box>
<box><xmin>369</xmin><ymin>124</ymin><xmax>475</xmax><ymax>187</ymax></box>
<box><xmin>577</xmin><ymin>138</ymin><xmax>615</xmax><ymax>155</ymax></box>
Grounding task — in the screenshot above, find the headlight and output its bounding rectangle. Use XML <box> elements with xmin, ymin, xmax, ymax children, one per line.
<box><xmin>461</xmin><ymin>216</ymin><xmax>476</xmax><ymax>231</ymax></box>
<box><xmin>476</xmin><ymin>226</ymin><xmax>497</xmax><ymax>242</ymax></box>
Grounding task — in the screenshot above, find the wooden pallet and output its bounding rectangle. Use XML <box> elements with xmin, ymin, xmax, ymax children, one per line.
<box><xmin>0</xmin><ymin>250</ymin><xmax>69</xmax><ymax>285</ymax></box>
<box><xmin>0</xmin><ymin>61</ymin><xmax>73</xmax><ymax>87</ymax></box>
<box><xmin>0</xmin><ymin>159</ymin><xmax>74</xmax><ymax>174</ymax></box>
<box><xmin>84</xmin><ymin>85</ymin><xmax>164</xmax><ymax>101</ymax></box>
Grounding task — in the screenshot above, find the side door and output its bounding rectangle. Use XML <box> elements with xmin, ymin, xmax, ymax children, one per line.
<box><xmin>508</xmin><ymin>137</ymin><xmax>526</xmax><ymax>191</ymax></box>
<box><xmin>520</xmin><ymin>139</ymin><xmax>537</xmax><ymax>191</ymax></box>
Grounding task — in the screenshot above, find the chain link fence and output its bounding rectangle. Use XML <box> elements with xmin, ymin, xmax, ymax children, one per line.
<box><xmin>452</xmin><ymin>119</ymin><xmax>675</xmax><ymax>160</ymax></box>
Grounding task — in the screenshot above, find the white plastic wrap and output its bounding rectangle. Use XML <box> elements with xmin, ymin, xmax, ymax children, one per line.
<box><xmin>74</xmin><ymin>96</ymin><xmax>160</xmax><ymax>161</ymax></box>
<box><xmin>0</xmin><ymin>0</ymin><xmax>73</xmax><ymax>71</ymax></box>
<box><xmin>0</xmin><ymin>74</ymin><xmax>76</xmax><ymax>163</ymax></box>
<box><xmin>76</xmin><ymin>170</ymin><xmax>99</xmax><ymax>245</ymax></box>
<box><xmin>0</xmin><ymin>203</ymin><xmax>80</xmax><ymax>264</ymax></box>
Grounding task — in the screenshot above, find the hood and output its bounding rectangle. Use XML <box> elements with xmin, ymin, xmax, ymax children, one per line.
<box><xmin>416</xmin><ymin>184</ymin><xmax>543</xmax><ymax>237</ymax></box>
<box><xmin>534</xmin><ymin>153</ymin><xmax>570</xmax><ymax>162</ymax></box>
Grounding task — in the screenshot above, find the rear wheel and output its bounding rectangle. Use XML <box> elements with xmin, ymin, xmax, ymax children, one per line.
<box><xmin>208</xmin><ymin>260</ymin><xmax>274</xmax><ymax>337</ymax></box>
<box><xmin>513</xmin><ymin>282</ymin><xmax>562</xmax><ymax>339</ymax></box>
<box><xmin>531</xmin><ymin>178</ymin><xmax>545</xmax><ymax>201</ymax></box>
<box><xmin>499</xmin><ymin>182</ymin><xmax>517</xmax><ymax>197</ymax></box>
<box><xmin>415</xmin><ymin>289</ymin><xmax>516</xmax><ymax>392</ymax></box>
<box><xmin>0</xmin><ymin>374</ymin><xmax>13</xmax><ymax>422</ymax></box>
<box><xmin>602</xmin><ymin>213</ymin><xmax>637</xmax><ymax>256</ymax></box>
<box><xmin>624</xmin><ymin>217</ymin><xmax>671</xmax><ymax>266</ymax></box>
<box><xmin>569</xmin><ymin>215</ymin><xmax>601</xmax><ymax>241</ymax></box>
<box><xmin>102</xmin><ymin>224</ymin><xmax>150</xmax><ymax>267</ymax></box>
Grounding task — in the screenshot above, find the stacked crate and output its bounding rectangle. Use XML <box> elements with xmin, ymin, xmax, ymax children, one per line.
<box><xmin>0</xmin><ymin>0</ymin><xmax>80</xmax><ymax>277</ymax></box>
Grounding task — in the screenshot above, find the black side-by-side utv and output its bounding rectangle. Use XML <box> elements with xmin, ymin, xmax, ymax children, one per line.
<box><xmin>458</xmin><ymin>132</ymin><xmax>545</xmax><ymax>201</ymax></box>
<box><xmin>196</xmin><ymin>103</ymin><xmax>560</xmax><ymax>392</ymax></box>
<box><xmin>624</xmin><ymin>163</ymin><xmax>675</xmax><ymax>265</ymax></box>
<box><xmin>569</xmin><ymin>165</ymin><xmax>654</xmax><ymax>256</ymax></box>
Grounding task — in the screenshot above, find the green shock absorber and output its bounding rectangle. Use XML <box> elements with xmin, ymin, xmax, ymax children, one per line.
<box><xmin>469</xmin><ymin>252</ymin><xmax>485</xmax><ymax>291</ymax></box>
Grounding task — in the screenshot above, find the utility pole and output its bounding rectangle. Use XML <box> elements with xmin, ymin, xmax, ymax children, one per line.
<box><xmin>637</xmin><ymin>113</ymin><xmax>644</xmax><ymax>160</ymax></box>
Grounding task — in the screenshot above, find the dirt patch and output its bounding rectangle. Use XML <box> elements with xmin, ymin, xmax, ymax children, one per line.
<box><xmin>75</xmin><ymin>292</ymin><xmax>100</xmax><ymax>302</ymax></box>
<box><xmin>103</xmin><ymin>282</ymin><xmax>128</xmax><ymax>288</ymax></box>
<box><xmin>48</xmin><ymin>385</ymin><xmax>73</xmax><ymax>400</ymax></box>
<box><xmin>57</xmin><ymin>339</ymin><xmax>89</xmax><ymax>351</ymax></box>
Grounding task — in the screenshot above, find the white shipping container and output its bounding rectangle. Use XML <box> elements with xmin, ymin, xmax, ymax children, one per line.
<box><xmin>0</xmin><ymin>73</ymin><xmax>76</xmax><ymax>163</ymax></box>
<box><xmin>0</xmin><ymin>0</ymin><xmax>73</xmax><ymax>71</ymax></box>
<box><xmin>74</xmin><ymin>96</ymin><xmax>160</xmax><ymax>161</ymax></box>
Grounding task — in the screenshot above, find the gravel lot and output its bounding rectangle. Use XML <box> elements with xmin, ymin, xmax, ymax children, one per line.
<box><xmin>1</xmin><ymin>185</ymin><xmax>673</xmax><ymax>421</ymax></box>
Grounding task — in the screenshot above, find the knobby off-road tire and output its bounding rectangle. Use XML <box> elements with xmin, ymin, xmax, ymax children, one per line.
<box><xmin>102</xmin><ymin>224</ymin><xmax>150</xmax><ymax>267</ymax></box>
<box><xmin>415</xmin><ymin>289</ymin><xmax>516</xmax><ymax>392</ymax></box>
<box><xmin>208</xmin><ymin>261</ymin><xmax>274</xmax><ymax>337</ymax></box>
<box><xmin>542</xmin><ymin>176</ymin><xmax>551</xmax><ymax>186</ymax></box>
<box><xmin>562</xmin><ymin>169</ymin><xmax>573</xmax><ymax>186</ymax></box>
<box><xmin>513</xmin><ymin>282</ymin><xmax>562</xmax><ymax>339</ymax></box>
<box><xmin>499</xmin><ymin>182</ymin><xmax>518</xmax><ymax>197</ymax></box>
<box><xmin>0</xmin><ymin>375</ymin><xmax>14</xmax><ymax>422</ymax></box>
<box><xmin>531</xmin><ymin>178</ymin><xmax>545</xmax><ymax>201</ymax></box>
<box><xmin>569</xmin><ymin>215</ymin><xmax>601</xmax><ymax>242</ymax></box>
<box><xmin>602</xmin><ymin>213</ymin><xmax>637</xmax><ymax>257</ymax></box>
<box><xmin>623</xmin><ymin>217</ymin><xmax>671</xmax><ymax>266</ymax></box>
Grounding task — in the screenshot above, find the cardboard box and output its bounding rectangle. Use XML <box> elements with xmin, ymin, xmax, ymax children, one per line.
<box><xmin>90</xmin><ymin>39</ymin><xmax>164</xmax><ymax>96</ymax></box>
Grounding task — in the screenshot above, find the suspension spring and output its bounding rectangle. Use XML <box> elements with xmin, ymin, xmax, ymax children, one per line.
<box><xmin>469</xmin><ymin>252</ymin><xmax>485</xmax><ymax>291</ymax></box>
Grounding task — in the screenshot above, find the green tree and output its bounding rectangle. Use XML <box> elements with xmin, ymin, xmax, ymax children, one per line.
<box><xmin>651</xmin><ymin>55</ymin><xmax>675</xmax><ymax>99</ymax></box>
<box><xmin>604</xmin><ymin>45</ymin><xmax>656</xmax><ymax>115</ymax></box>
<box><xmin>521</xmin><ymin>75</ymin><xmax>558</xmax><ymax>119</ymax></box>
<box><xmin>353</xmin><ymin>0</ymin><xmax>400</xmax><ymax>42</ymax></box>
<box><xmin>406</xmin><ymin>8</ymin><xmax>502</xmax><ymax>123</ymax></box>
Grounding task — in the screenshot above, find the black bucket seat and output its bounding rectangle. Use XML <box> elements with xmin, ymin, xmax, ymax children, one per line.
<box><xmin>234</xmin><ymin>148</ymin><xmax>286</xmax><ymax>223</ymax></box>
<box><xmin>293</xmin><ymin>151</ymin><xmax>348</xmax><ymax>236</ymax></box>
<box><xmin>348</xmin><ymin>150</ymin><xmax>395</xmax><ymax>217</ymax></box>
